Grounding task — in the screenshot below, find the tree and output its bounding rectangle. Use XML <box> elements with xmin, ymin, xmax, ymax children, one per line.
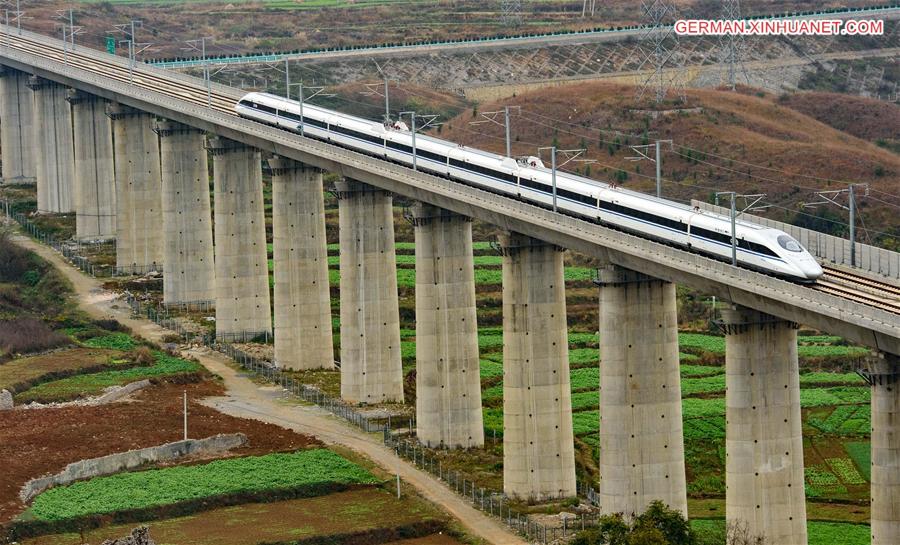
<box><xmin>629</xmin><ymin>527</ymin><xmax>668</xmax><ymax>545</ymax></box>
<box><xmin>633</xmin><ymin>501</ymin><xmax>695</xmax><ymax>545</ymax></box>
<box><xmin>571</xmin><ymin>502</ymin><xmax>695</xmax><ymax>545</ymax></box>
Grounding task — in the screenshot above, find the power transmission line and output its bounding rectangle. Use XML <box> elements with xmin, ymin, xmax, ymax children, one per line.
<box><xmin>720</xmin><ymin>0</ymin><xmax>749</xmax><ymax>90</ymax></box>
<box><xmin>500</xmin><ymin>0</ymin><xmax>522</xmax><ymax>27</ymax></box>
<box><xmin>636</xmin><ymin>0</ymin><xmax>685</xmax><ymax>104</ymax></box>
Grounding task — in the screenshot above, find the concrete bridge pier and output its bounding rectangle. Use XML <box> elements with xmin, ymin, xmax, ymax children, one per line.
<box><xmin>0</xmin><ymin>67</ymin><xmax>36</xmax><ymax>184</ymax></box>
<box><xmin>26</xmin><ymin>77</ymin><xmax>74</xmax><ymax>213</ymax></box>
<box><xmin>499</xmin><ymin>232</ymin><xmax>576</xmax><ymax>501</ymax></box>
<box><xmin>869</xmin><ymin>352</ymin><xmax>900</xmax><ymax>545</ymax></box>
<box><xmin>208</xmin><ymin>137</ymin><xmax>271</xmax><ymax>340</ymax></box>
<box><xmin>156</xmin><ymin>121</ymin><xmax>215</xmax><ymax>307</ymax></box>
<box><xmin>411</xmin><ymin>203</ymin><xmax>483</xmax><ymax>449</ymax></box>
<box><xmin>67</xmin><ymin>90</ymin><xmax>116</xmax><ymax>241</ymax></box>
<box><xmin>721</xmin><ymin>306</ymin><xmax>807</xmax><ymax>545</ymax></box>
<box><xmin>335</xmin><ymin>179</ymin><xmax>403</xmax><ymax>404</ymax></box>
<box><xmin>108</xmin><ymin>104</ymin><xmax>162</xmax><ymax>274</ymax></box>
<box><xmin>269</xmin><ymin>157</ymin><xmax>334</xmax><ymax>370</ymax></box>
<box><xmin>596</xmin><ymin>265</ymin><xmax>687</xmax><ymax>517</ymax></box>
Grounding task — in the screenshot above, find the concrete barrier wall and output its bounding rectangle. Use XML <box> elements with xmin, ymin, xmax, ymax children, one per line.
<box><xmin>692</xmin><ymin>200</ymin><xmax>900</xmax><ymax>280</ymax></box>
<box><xmin>20</xmin><ymin>433</ymin><xmax>247</xmax><ymax>503</ymax></box>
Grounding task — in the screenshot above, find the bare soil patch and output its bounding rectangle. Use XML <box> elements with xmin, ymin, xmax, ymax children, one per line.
<box><xmin>0</xmin><ymin>380</ymin><xmax>320</xmax><ymax>523</ymax></box>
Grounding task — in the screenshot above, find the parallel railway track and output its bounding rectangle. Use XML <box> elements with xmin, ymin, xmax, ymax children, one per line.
<box><xmin>4</xmin><ymin>32</ymin><xmax>237</xmax><ymax>114</ymax></box>
<box><xmin>812</xmin><ymin>266</ymin><xmax>900</xmax><ymax>315</ymax></box>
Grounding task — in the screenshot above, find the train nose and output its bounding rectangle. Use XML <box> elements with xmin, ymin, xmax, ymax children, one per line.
<box><xmin>801</xmin><ymin>259</ymin><xmax>824</xmax><ymax>281</ymax></box>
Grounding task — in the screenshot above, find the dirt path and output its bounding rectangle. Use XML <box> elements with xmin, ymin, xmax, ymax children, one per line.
<box><xmin>10</xmin><ymin>234</ymin><xmax>526</xmax><ymax>545</ymax></box>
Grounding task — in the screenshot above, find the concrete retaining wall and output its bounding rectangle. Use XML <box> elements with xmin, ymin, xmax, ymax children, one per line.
<box><xmin>20</xmin><ymin>433</ymin><xmax>247</xmax><ymax>503</ymax></box>
<box><xmin>692</xmin><ymin>200</ymin><xmax>900</xmax><ymax>280</ymax></box>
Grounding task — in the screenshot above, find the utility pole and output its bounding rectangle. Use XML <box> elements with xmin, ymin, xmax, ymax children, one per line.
<box><xmin>113</xmin><ymin>20</ymin><xmax>148</xmax><ymax>78</ymax></box>
<box><xmin>469</xmin><ymin>105</ymin><xmax>521</xmax><ymax>158</ymax></box>
<box><xmin>289</xmin><ymin>81</ymin><xmax>332</xmax><ymax>137</ymax></box>
<box><xmin>537</xmin><ymin>147</ymin><xmax>594</xmax><ymax>212</ymax></box>
<box><xmin>183</xmin><ymin>37</ymin><xmax>213</xmax><ymax>108</ymax></box>
<box><xmin>400</xmin><ymin>111</ymin><xmax>418</xmax><ymax>171</ymax></box>
<box><xmin>627</xmin><ymin>139</ymin><xmax>673</xmax><ymax>198</ymax></box>
<box><xmin>399</xmin><ymin>111</ymin><xmax>441</xmax><ymax>172</ymax></box>
<box><xmin>802</xmin><ymin>184</ymin><xmax>868</xmax><ymax>267</ymax></box>
<box><xmin>715</xmin><ymin>192</ymin><xmax>769</xmax><ymax>266</ymax></box>
<box><xmin>183</xmin><ymin>390</ymin><xmax>188</xmax><ymax>441</ymax></box>
<box><xmin>284</xmin><ymin>58</ymin><xmax>289</xmax><ymax>99</ymax></box>
<box><xmin>361</xmin><ymin>60</ymin><xmax>393</xmax><ymax>124</ymax></box>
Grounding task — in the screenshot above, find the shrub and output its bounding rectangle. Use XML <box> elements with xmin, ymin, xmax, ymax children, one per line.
<box><xmin>128</xmin><ymin>346</ymin><xmax>156</xmax><ymax>366</ymax></box>
<box><xmin>0</xmin><ymin>318</ymin><xmax>69</xmax><ymax>356</ymax></box>
<box><xmin>0</xmin><ymin>231</ymin><xmax>36</xmax><ymax>282</ymax></box>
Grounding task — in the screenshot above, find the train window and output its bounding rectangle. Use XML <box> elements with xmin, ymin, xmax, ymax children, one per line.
<box><xmin>777</xmin><ymin>234</ymin><xmax>803</xmax><ymax>252</ymax></box>
<box><xmin>333</xmin><ymin>125</ymin><xmax>383</xmax><ymax>145</ymax></box>
<box><xmin>520</xmin><ymin>178</ymin><xmax>551</xmax><ymax>192</ymax></box>
<box><xmin>238</xmin><ymin>100</ymin><xmax>252</xmax><ymax>107</ymax></box>
<box><xmin>418</xmin><ymin>149</ymin><xmax>447</xmax><ymax>163</ymax></box>
<box><xmin>256</xmin><ymin>103</ymin><xmax>276</xmax><ymax>114</ymax></box>
<box><xmin>387</xmin><ymin>140</ymin><xmax>413</xmax><ymax>154</ymax></box>
<box><xmin>449</xmin><ymin>158</ymin><xmax>517</xmax><ymax>184</ymax></box>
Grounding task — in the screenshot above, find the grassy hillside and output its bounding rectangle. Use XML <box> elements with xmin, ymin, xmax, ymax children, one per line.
<box><xmin>778</xmin><ymin>91</ymin><xmax>900</xmax><ymax>151</ymax></box>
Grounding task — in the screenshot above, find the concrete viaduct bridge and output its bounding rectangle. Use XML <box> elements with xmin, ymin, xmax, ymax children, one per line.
<box><xmin>1</xmin><ymin>26</ymin><xmax>899</xmax><ymax>545</ymax></box>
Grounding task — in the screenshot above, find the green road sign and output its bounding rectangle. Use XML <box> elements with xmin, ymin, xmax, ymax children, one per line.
<box><xmin>106</xmin><ymin>37</ymin><xmax>116</xmax><ymax>55</ymax></box>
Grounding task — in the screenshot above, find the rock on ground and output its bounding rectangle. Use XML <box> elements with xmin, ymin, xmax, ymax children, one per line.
<box><xmin>0</xmin><ymin>389</ymin><xmax>13</xmax><ymax>410</ymax></box>
<box><xmin>100</xmin><ymin>526</ymin><xmax>156</xmax><ymax>545</ymax></box>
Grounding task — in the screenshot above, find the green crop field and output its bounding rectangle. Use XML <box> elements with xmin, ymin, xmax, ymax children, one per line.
<box><xmin>17</xmin><ymin>352</ymin><xmax>202</xmax><ymax>403</ymax></box>
<box><xmin>690</xmin><ymin>519</ymin><xmax>870</xmax><ymax>545</ymax></box>
<box><xmin>82</xmin><ymin>333</ymin><xmax>138</xmax><ymax>351</ymax></box>
<box><xmin>844</xmin><ymin>442</ymin><xmax>871</xmax><ymax>481</ymax></box>
<box><xmin>571</xmin><ymin>391</ymin><xmax>599</xmax><ymax>411</ymax></box>
<box><xmin>572</xmin><ymin>410</ymin><xmax>599</xmax><ymax>436</ymax></box>
<box><xmin>479</xmin><ymin>360</ymin><xmax>503</xmax><ymax>379</ymax></box>
<box><xmin>680</xmin><ymin>375</ymin><xmax>726</xmax><ymax>396</ymax></box>
<box><xmin>28</xmin><ymin>449</ymin><xmax>378</xmax><ymax>521</ymax></box>
<box><xmin>807</xmin><ymin>405</ymin><xmax>870</xmax><ymax>435</ymax></box>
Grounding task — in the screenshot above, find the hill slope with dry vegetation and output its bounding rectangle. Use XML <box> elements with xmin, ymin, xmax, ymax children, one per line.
<box><xmin>438</xmin><ymin>83</ymin><xmax>900</xmax><ymax>246</ymax></box>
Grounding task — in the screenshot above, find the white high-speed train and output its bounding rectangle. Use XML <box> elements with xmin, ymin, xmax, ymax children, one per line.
<box><xmin>236</xmin><ymin>92</ymin><xmax>823</xmax><ymax>281</ymax></box>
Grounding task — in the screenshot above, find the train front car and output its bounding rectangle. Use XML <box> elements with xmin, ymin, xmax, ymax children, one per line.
<box><xmin>763</xmin><ymin>230</ymin><xmax>824</xmax><ymax>281</ymax></box>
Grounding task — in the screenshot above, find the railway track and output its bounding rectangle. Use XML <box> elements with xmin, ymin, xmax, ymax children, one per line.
<box><xmin>812</xmin><ymin>266</ymin><xmax>900</xmax><ymax>315</ymax></box>
<box><xmin>7</xmin><ymin>28</ymin><xmax>900</xmax><ymax>319</ymax></box>
<box><xmin>3</xmin><ymin>31</ymin><xmax>237</xmax><ymax>115</ymax></box>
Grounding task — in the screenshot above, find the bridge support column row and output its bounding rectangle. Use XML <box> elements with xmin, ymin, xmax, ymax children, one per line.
<box><xmin>597</xmin><ymin>265</ymin><xmax>687</xmax><ymax>518</ymax></box>
<box><xmin>108</xmin><ymin>104</ymin><xmax>162</xmax><ymax>273</ymax></box>
<box><xmin>68</xmin><ymin>90</ymin><xmax>116</xmax><ymax>241</ymax></box>
<box><xmin>869</xmin><ymin>352</ymin><xmax>900</xmax><ymax>545</ymax></box>
<box><xmin>0</xmin><ymin>67</ymin><xmax>36</xmax><ymax>184</ymax></box>
<box><xmin>27</xmin><ymin>77</ymin><xmax>74</xmax><ymax>213</ymax></box>
<box><xmin>270</xmin><ymin>157</ymin><xmax>334</xmax><ymax>370</ymax></box>
<box><xmin>722</xmin><ymin>306</ymin><xmax>807</xmax><ymax>545</ymax></box>
<box><xmin>412</xmin><ymin>203</ymin><xmax>484</xmax><ymax>449</ymax></box>
<box><xmin>500</xmin><ymin>232</ymin><xmax>576</xmax><ymax>501</ymax></box>
<box><xmin>209</xmin><ymin>137</ymin><xmax>271</xmax><ymax>339</ymax></box>
<box><xmin>336</xmin><ymin>179</ymin><xmax>403</xmax><ymax>404</ymax></box>
<box><xmin>157</xmin><ymin>121</ymin><xmax>215</xmax><ymax>307</ymax></box>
